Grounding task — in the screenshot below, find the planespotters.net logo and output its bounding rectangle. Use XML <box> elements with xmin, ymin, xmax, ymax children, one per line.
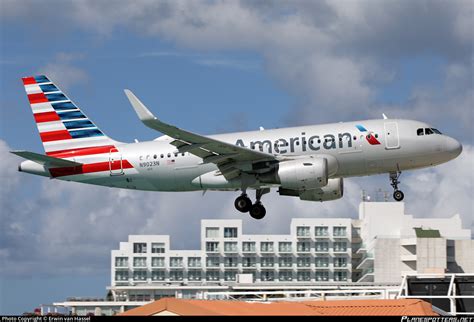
<box><xmin>356</xmin><ymin>124</ymin><xmax>381</xmax><ymax>145</ymax></box>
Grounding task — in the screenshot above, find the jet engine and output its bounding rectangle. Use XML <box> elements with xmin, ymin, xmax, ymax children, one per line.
<box><xmin>276</xmin><ymin>157</ymin><xmax>328</xmax><ymax>190</ymax></box>
<box><xmin>278</xmin><ymin>178</ymin><xmax>344</xmax><ymax>202</ymax></box>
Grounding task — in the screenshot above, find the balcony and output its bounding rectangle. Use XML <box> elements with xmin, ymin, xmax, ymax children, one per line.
<box><xmin>314</xmin><ymin>234</ymin><xmax>330</xmax><ymax>239</ymax></box>
<box><xmin>314</xmin><ymin>249</ymin><xmax>329</xmax><ymax>254</ymax></box>
<box><xmin>357</xmin><ymin>268</ymin><xmax>374</xmax><ymax>283</ymax></box>
<box><xmin>356</xmin><ymin>253</ymin><xmax>374</xmax><ymax>270</ymax></box>
<box><xmin>400</xmin><ymin>254</ymin><xmax>417</xmax><ymax>262</ymax></box>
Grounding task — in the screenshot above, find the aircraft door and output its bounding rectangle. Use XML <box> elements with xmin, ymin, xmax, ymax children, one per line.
<box><xmin>109</xmin><ymin>148</ymin><xmax>124</xmax><ymax>175</ymax></box>
<box><xmin>384</xmin><ymin>122</ymin><xmax>400</xmax><ymax>149</ymax></box>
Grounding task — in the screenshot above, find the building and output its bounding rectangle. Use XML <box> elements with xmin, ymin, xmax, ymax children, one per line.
<box><xmin>51</xmin><ymin>200</ymin><xmax>473</xmax><ymax>315</ymax></box>
<box><xmin>118</xmin><ymin>298</ymin><xmax>438</xmax><ymax>316</ymax></box>
<box><xmin>355</xmin><ymin>202</ymin><xmax>473</xmax><ymax>283</ymax></box>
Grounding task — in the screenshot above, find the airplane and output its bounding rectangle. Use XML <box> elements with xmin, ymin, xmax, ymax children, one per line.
<box><xmin>12</xmin><ymin>75</ymin><xmax>463</xmax><ymax>219</ymax></box>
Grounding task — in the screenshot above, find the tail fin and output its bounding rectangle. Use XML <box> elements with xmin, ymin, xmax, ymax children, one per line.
<box><xmin>22</xmin><ymin>75</ymin><xmax>119</xmax><ymax>157</ymax></box>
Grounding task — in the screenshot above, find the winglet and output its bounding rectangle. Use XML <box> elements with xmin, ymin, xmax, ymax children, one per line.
<box><xmin>124</xmin><ymin>89</ymin><xmax>157</xmax><ymax>122</ymax></box>
<box><xmin>382</xmin><ymin>113</ymin><xmax>388</xmax><ymax>119</ymax></box>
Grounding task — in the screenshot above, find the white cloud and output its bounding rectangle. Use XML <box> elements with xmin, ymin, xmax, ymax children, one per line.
<box><xmin>2</xmin><ymin>1</ymin><xmax>472</xmax><ymax>129</ymax></box>
<box><xmin>37</xmin><ymin>53</ymin><xmax>88</xmax><ymax>90</ymax></box>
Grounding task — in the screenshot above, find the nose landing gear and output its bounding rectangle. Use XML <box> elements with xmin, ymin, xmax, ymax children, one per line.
<box><xmin>234</xmin><ymin>188</ymin><xmax>269</xmax><ymax>220</ymax></box>
<box><xmin>389</xmin><ymin>171</ymin><xmax>404</xmax><ymax>201</ymax></box>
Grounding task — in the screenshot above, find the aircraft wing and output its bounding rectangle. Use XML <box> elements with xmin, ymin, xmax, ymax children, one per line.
<box><xmin>11</xmin><ymin>150</ymin><xmax>82</xmax><ymax>167</ymax></box>
<box><xmin>125</xmin><ymin>90</ymin><xmax>276</xmax><ymax>176</ymax></box>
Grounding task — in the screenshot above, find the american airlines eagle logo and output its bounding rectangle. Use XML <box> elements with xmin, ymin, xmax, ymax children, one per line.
<box><xmin>355</xmin><ymin>125</ymin><xmax>381</xmax><ymax>145</ymax></box>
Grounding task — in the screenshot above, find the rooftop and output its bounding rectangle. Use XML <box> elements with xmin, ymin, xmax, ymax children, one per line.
<box><xmin>119</xmin><ymin>298</ymin><xmax>438</xmax><ymax>316</ymax></box>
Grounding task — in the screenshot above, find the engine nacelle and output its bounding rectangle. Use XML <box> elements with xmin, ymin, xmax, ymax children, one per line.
<box><xmin>277</xmin><ymin>157</ymin><xmax>328</xmax><ymax>190</ymax></box>
<box><xmin>279</xmin><ymin>178</ymin><xmax>344</xmax><ymax>202</ymax></box>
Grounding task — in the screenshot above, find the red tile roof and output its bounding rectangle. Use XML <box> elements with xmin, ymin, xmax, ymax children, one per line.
<box><xmin>119</xmin><ymin>298</ymin><xmax>438</xmax><ymax>316</ymax></box>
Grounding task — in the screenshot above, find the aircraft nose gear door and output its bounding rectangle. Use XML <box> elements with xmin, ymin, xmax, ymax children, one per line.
<box><xmin>109</xmin><ymin>148</ymin><xmax>124</xmax><ymax>176</ymax></box>
<box><xmin>384</xmin><ymin>122</ymin><xmax>400</xmax><ymax>150</ymax></box>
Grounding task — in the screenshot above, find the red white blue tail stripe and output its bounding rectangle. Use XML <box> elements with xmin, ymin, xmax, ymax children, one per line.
<box><xmin>22</xmin><ymin>75</ymin><xmax>117</xmax><ymax>155</ymax></box>
<box><xmin>22</xmin><ymin>75</ymin><xmax>136</xmax><ymax>178</ymax></box>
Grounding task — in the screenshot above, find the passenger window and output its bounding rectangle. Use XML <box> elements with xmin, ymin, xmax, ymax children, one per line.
<box><xmin>417</xmin><ymin>128</ymin><xmax>424</xmax><ymax>136</ymax></box>
<box><xmin>425</xmin><ymin>128</ymin><xmax>434</xmax><ymax>135</ymax></box>
<box><xmin>167</xmin><ymin>153</ymin><xmax>171</xmax><ymax>158</ymax></box>
<box><xmin>174</xmin><ymin>153</ymin><xmax>178</xmax><ymax>157</ymax></box>
<box><xmin>160</xmin><ymin>154</ymin><xmax>164</xmax><ymax>158</ymax></box>
<box><xmin>153</xmin><ymin>155</ymin><xmax>157</xmax><ymax>159</ymax></box>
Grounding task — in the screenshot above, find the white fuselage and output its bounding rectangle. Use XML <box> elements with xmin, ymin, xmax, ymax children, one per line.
<box><xmin>21</xmin><ymin>118</ymin><xmax>460</xmax><ymax>192</ymax></box>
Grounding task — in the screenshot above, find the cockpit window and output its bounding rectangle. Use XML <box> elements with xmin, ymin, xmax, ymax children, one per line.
<box><xmin>432</xmin><ymin>128</ymin><xmax>442</xmax><ymax>134</ymax></box>
<box><xmin>425</xmin><ymin>128</ymin><xmax>434</xmax><ymax>135</ymax></box>
<box><xmin>417</xmin><ymin>128</ymin><xmax>424</xmax><ymax>136</ymax></box>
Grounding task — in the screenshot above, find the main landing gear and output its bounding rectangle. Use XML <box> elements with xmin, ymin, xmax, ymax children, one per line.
<box><xmin>234</xmin><ymin>188</ymin><xmax>270</xmax><ymax>220</ymax></box>
<box><xmin>389</xmin><ymin>171</ymin><xmax>404</xmax><ymax>201</ymax></box>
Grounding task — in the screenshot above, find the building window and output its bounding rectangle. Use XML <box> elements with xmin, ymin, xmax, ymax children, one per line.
<box><xmin>224</xmin><ymin>227</ymin><xmax>238</xmax><ymax>238</ymax></box>
<box><xmin>224</xmin><ymin>271</ymin><xmax>237</xmax><ymax>281</ymax></box>
<box><xmin>315</xmin><ymin>257</ymin><xmax>329</xmax><ymax>268</ymax></box>
<box><xmin>224</xmin><ymin>242</ymin><xmax>238</xmax><ymax>252</ymax></box>
<box><xmin>278</xmin><ymin>242</ymin><xmax>292</xmax><ymax>253</ymax></box>
<box><xmin>334</xmin><ymin>271</ymin><xmax>348</xmax><ymax>281</ymax></box>
<box><xmin>315</xmin><ymin>242</ymin><xmax>329</xmax><ymax>252</ymax></box>
<box><xmin>315</xmin><ymin>271</ymin><xmax>329</xmax><ymax>281</ymax></box>
<box><xmin>333</xmin><ymin>227</ymin><xmax>346</xmax><ymax>237</ymax></box>
<box><xmin>297</xmin><ymin>226</ymin><xmax>310</xmax><ymax>237</ymax></box>
<box><xmin>297</xmin><ymin>257</ymin><xmax>311</xmax><ymax>267</ymax></box>
<box><xmin>261</xmin><ymin>257</ymin><xmax>274</xmax><ymax>267</ymax></box>
<box><xmin>133</xmin><ymin>257</ymin><xmax>147</xmax><ymax>267</ymax></box>
<box><xmin>133</xmin><ymin>243</ymin><xmax>147</xmax><ymax>253</ymax></box>
<box><xmin>206</xmin><ymin>271</ymin><xmax>220</xmax><ymax>281</ymax></box>
<box><xmin>206</xmin><ymin>257</ymin><xmax>220</xmax><ymax>267</ymax></box>
<box><xmin>333</xmin><ymin>242</ymin><xmax>347</xmax><ymax>252</ymax></box>
<box><xmin>334</xmin><ymin>257</ymin><xmax>347</xmax><ymax>268</ymax></box>
<box><xmin>170</xmin><ymin>257</ymin><xmax>183</xmax><ymax>268</ymax></box>
<box><xmin>242</xmin><ymin>242</ymin><xmax>256</xmax><ymax>252</ymax></box>
<box><xmin>206</xmin><ymin>227</ymin><xmax>219</xmax><ymax>238</ymax></box>
<box><xmin>151</xmin><ymin>257</ymin><xmax>165</xmax><ymax>267</ymax></box>
<box><xmin>133</xmin><ymin>270</ymin><xmax>147</xmax><ymax>281</ymax></box>
<box><xmin>315</xmin><ymin>226</ymin><xmax>329</xmax><ymax>237</ymax></box>
<box><xmin>188</xmin><ymin>270</ymin><xmax>202</xmax><ymax>281</ymax></box>
<box><xmin>279</xmin><ymin>257</ymin><xmax>293</xmax><ymax>267</ymax></box>
<box><xmin>206</xmin><ymin>242</ymin><xmax>220</xmax><ymax>252</ymax></box>
<box><xmin>279</xmin><ymin>271</ymin><xmax>293</xmax><ymax>281</ymax></box>
<box><xmin>297</xmin><ymin>241</ymin><xmax>311</xmax><ymax>252</ymax></box>
<box><xmin>169</xmin><ymin>271</ymin><xmax>184</xmax><ymax>281</ymax></box>
<box><xmin>115</xmin><ymin>271</ymin><xmax>129</xmax><ymax>281</ymax></box>
<box><xmin>188</xmin><ymin>257</ymin><xmax>201</xmax><ymax>268</ymax></box>
<box><xmin>151</xmin><ymin>270</ymin><xmax>165</xmax><ymax>281</ymax></box>
<box><xmin>297</xmin><ymin>271</ymin><xmax>311</xmax><ymax>281</ymax></box>
<box><xmin>260</xmin><ymin>242</ymin><xmax>274</xmax><ymax>252</ymax></box>
<box><xmin>261</xmin><ymin>271</ymin><xmax>274</xmax><ymax>281</ymax></box>
<box><xmin>151</xmin><ymin>243</ymin><xmax>165</xmax><ymax>253</ymax></box>
<box><xmin>224</xmin><ymin>257</ymin><xmax>238</xmax><ymax>268</ymax></box>
<box><xmin>115</xmin><ymin>257</ymin><xmax>128</xmax><ymax>267</ymax></box>
<box><xmin>242</xmin><ymin>257</ymin><xmax>256</xmax><ymax>268</ymax></box>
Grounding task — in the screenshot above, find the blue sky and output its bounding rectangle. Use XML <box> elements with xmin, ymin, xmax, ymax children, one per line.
<box><xmin>1</xmin><ymin>0</ymin><xmax>472</xmax><ymax>315</ymax></box>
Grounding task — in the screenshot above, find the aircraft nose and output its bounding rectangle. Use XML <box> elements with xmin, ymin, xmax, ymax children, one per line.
<box><xmin>445</xmin><ymin>137</ymin><xmax>462</xmax><ymax>158</ymax></box>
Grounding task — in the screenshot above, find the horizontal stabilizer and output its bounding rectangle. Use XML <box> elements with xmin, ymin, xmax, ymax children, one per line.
<box><xmin>10</xmin><ymin>150</ymin><xmax>82</xmax><ymax>167</ymax></box>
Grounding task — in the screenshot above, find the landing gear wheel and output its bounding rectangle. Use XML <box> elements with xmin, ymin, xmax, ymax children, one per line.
<box><xmin>393</xmin><ymin>190</ymin><xmax>404</xmax><ymax>202</ymax></box>
<box><xmin>249</xmin><ymin>203</ymin><xmax>266</xmax><ymax>220</ymax></box>
<box><xmin>234</xmin><ymin>195</ymin><xmax>252</xmax><ymax>213</ymax></box>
